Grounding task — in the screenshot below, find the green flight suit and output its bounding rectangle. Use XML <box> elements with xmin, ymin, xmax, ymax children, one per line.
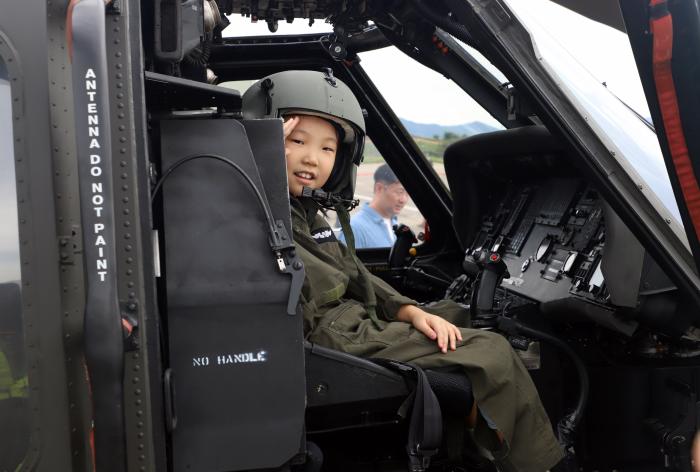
<box><xmin>291</xmin><ymin>198</ymin><xmax>564</xmax><ymax>472</ymax></box>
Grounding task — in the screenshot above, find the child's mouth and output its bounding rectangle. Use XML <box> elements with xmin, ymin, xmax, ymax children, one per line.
<box><xmin>294</xmin><ymin>171</ymin><xmax>315</xmax><ymax>184</ymax></box>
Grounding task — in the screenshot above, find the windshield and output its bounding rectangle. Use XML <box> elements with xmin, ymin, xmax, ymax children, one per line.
<box><xmin>504</xmin><ymin>0</ymin><xmax>684</xmax><ymax>236</ymax></box>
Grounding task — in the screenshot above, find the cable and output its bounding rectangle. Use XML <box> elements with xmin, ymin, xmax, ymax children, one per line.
<box><xmin>150</xmin><ymin>154</ymin><xmax>287</xmax><ymax>255</ymax></box>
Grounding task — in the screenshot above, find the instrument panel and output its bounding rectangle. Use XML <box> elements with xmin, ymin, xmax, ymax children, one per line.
<box><xmin>469</xmin><ymin>177</ymin><xmax>610</xmax><ymax>306</ymax></box>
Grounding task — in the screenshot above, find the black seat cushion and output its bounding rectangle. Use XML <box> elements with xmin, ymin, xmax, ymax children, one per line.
<box><xmin>426</xmin><ymin>369</ymin><xmax>474</xmax><ymax>418</ymax></box>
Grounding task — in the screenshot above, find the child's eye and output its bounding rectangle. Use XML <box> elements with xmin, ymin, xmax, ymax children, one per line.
<box><xmin>290</xmin><ymin>139</ymin><xmax>304</xmax><ymax>145</ymax></box>
<box><xmin>323</xmin><ymin>147</ymin><xmax>336</xmax><ymax>153</ymax></box>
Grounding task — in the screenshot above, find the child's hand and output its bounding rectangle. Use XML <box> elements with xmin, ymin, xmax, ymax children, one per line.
<box><xmin>283</xmin><ymin>115</ymin><xmax>300</xmax><ymax>139</ymax></box>
<box><xmin>282</xmin><ymin>116</ymin><xmax>300</xmax><ymax>161</ymax></box>
<box><xmin>396</xmin><ymin>305</ymin><xmax>463</xmax><ymax>353</ymax></box>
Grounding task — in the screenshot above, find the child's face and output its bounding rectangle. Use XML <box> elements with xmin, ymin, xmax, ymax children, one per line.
<box><xmin>284</xmin><ymin>114</ymin><xmax>338</xmax><ymax>197</ymax></box>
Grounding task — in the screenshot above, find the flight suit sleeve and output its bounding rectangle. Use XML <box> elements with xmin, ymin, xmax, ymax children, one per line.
<box><xmin>369</xmin><ymin>272</ymin><xmax>417</xmax><ymax>321</ymax></box>
<box><xmin>336</xmin><ymin>239</ymin><xmax>417</xmax><ymax>321</ymax></box>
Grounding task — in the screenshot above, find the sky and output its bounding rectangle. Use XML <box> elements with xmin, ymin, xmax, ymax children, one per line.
<box><xmin>222</xmin><ymin>0</ymin><xmax>650</xmax><ymax>126</ymax></box>
<box><xmin>0</xmin><ymin>76</ymin><xmax>22</xmax><ymax>284</ymax></box>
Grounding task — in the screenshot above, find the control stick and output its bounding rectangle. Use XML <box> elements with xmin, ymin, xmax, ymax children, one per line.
<box><xmin>389</xmin><ymin>224</ymin><xmax>418</xmax><ymax>269</ymax></box>
<box><xmin>463</xmin><ymin>250</ymin><xmax>510</xmax><ymax>314</ymax></box>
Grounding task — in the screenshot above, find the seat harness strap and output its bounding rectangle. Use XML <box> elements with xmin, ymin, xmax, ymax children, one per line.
<box><xmin>374</xmin><ymin>359</ymin><xmax>443</xmax><ymax>472</ymax></box>
<box><xmin>335</xmin><ymin>204</ymin><xmax>381</xmax><ymax>329</ymax></box>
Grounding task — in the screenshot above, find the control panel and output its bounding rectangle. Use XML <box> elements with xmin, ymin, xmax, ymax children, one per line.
<box><xmin>468</xmin><ymin>177</ymin><xmax>609</xmax><ymax>306</ymax></box>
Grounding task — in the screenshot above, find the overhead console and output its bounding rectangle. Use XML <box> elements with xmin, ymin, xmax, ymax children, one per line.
<box><xmin>445</xmin><ymin>126</ymin><xmax>677</xmax><ymax>337</ymax></box>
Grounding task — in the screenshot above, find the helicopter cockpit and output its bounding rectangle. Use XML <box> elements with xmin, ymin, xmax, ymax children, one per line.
<box><xmin>138</xmin><ymin>1</ymin><xmax>700</xmax><ymax>471</ymax></box>
<box><xmin>31</xmin><ymin>1</ymin><xmax>700</xmax><ymax>471</ymax></box>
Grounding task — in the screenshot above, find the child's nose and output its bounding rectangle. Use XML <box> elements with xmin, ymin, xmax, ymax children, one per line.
<box><xmin>302</xmin><ymin>149</ymin><xmax>320</xmax><ymax>166</ymax></box>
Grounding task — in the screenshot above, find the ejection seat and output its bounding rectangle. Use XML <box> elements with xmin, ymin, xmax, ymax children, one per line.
<box><xmin>151</xmin><ymin>75</ymin><xmax>474</xmax><ymax>472</ymax></box>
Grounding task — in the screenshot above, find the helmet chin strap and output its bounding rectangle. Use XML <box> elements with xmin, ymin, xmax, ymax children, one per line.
<box><xmin>301</xmin><ymin>187</ymin><xmax>359</xmax><ymax>212</ymax></box>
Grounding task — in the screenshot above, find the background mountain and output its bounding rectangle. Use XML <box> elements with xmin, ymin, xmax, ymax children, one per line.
<box><xmin>364</xmin><ymin>118</ymin><xmax>501</xmax><ymax>162</ymax></box>
<box><xmin>399</xmin><ymin>118</ymin><xmax>500</xmax><ymax>139</ymax></box>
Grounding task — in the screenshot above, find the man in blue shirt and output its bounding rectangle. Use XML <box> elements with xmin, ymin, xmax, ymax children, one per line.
<box><xmin>340</xmin><ymin>164</ymin><xmax>408</xmax><ymax>248</ymax></box>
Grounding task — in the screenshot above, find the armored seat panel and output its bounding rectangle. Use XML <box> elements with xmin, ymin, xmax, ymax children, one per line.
<box><xmin>160</xmin><ymin>118</ymin><xmax>304</xmax><ymax>472</ymax></box>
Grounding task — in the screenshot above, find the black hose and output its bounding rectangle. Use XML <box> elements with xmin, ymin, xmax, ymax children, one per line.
<box><xmin>517</xmin><ymin>323</ymin><xmax>588</xmax><ymax>428</ymax></box>
<box><xmin>150</xmin><ymin>154</ymin><xmax>279</xmax><ymax>243</ymax></box>
<box><xmin>498</xmin><ymin>317</ymin><xmax>589</xmax><ymax>449</ymax></box>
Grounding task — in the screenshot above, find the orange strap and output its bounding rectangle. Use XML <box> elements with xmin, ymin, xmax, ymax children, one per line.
<box><xmin>650</xmin><ymin>0</ymin><xmax>700</xmax><ymax>238</ymax></box>
<box><xmin>121</xmin><ymin>317</ymin><xmax>133</xmax><ymax>336</ymax></box>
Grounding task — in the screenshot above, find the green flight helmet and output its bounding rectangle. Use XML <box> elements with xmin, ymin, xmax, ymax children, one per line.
<box><xmin>242</xmin><ymin>69</ymin><xmax>365</xmax><ymax>206</ymax></box>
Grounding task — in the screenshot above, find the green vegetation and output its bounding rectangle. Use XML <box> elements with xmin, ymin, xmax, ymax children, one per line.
<box><xmin>412</xmin><ymin>132</ymin><xmax>467</xmax><ymax>162</ymax></box>
<box><xmin>362</xmin><ymin>139</ymin><xmax>385</xmax><ymax>163</ymax></box>
<box><xmin>363</xmin><ymin>133</ymin><xmax>468</xmax><ymax>164</ymax></box>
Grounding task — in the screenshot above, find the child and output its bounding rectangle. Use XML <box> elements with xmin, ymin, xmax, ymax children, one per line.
<box><xmin>242</xmin><ymin>70</ymin><xmax>564</xmax><ymax>472</ymax></box>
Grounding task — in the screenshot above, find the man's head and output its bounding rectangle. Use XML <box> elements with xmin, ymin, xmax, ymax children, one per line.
<box><xmin>241</xmin><ymin>70</ymin><xmax>365</xmax><ymax>206</ymax></box>
<box><xmin>371</xmin><ymin>164</ymin><xmax>408</xmax><ymax>218</ymax></box>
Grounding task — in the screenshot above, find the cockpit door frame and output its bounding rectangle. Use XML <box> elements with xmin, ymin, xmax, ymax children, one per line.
<box><xmin>620</xmin><ymin>0</ymin><xmax>700</xmax><ymax>276</ymax></box>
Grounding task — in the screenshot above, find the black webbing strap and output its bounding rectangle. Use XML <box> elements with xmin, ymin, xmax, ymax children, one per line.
<box><xmin>374</xmin><ymin>359</ymin><xmax>443</xmax><ymax>472</ymax></box>
<box><xmin>335</xmin><ymin>204</ymin><xmax>381</xmax><ymax>329</ymax></box>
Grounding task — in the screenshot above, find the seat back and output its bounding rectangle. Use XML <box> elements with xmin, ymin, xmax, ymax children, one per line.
<box><xmin>159</xmin><ymin>118</ymin><xmax>305</xmax><ymax>471</ymax></box>
<box><xmin>444</xmin><ymin>126</ymin><xmax>563</xmax><ymax>249</ymax></box>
